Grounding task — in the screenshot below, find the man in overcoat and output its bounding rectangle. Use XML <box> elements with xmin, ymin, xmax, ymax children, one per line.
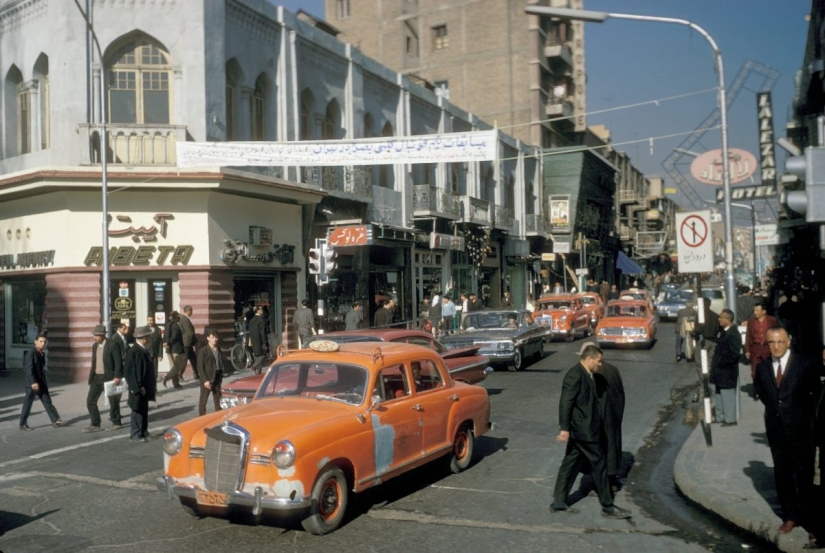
<box><xmin>595</xmin><ymin>355</ymin><xmax>626</xmax><ymax>491</ymax></box>
<box><xmin>104</xmin><ymin>322</ymin><xmax>128</xmax><ymax>429</ymax></box>
<box><xmin>551</xmin><ymin>344</ymin><xmax>630</xmax><ymax>519</ymax></box>
<box><xmin>124</xmin><ymin>326</ymin><xmax>156</xmax><ymax>443</ymax></box>
<box><xmin>179</xmin><ymin>305</ymin><xmax>198</xmax><ymax>379</ymax></box>
<box><xmin>197</xmin><ymin>328</ymin><xmax>227</xmax><ymax>416</ymax></box>
<box><xmin>710</xmin><ymin>309</ymin><xmax>742</xmax><ymax>426</ymax></box>
<box><xmin>248</xmin><ymin>306</ymin><xmax>269</xmax><ymax>374</ymax></box>
<box><xmin>753</xmin><ymin>327</ymin><xmax>820</xmax><ymax>536</ymax></box>
<box><xmin>19</xmin><ymin>332</ymin><xmax>64</xmax><ymax>430</ymax></box>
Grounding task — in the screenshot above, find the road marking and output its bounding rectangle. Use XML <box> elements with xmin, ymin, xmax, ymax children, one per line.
<box><xmin>0</xmin><ymin>470</ymin><xmax>157</xmax><ymax>492</ymax></box>
<box><xmin>368</xmin><ymin>508</ymin><xmax>587</xmax><ymax>534</ymax></box>
<box><xmin>0</xmin><ymin>424</ymin><xmax>169</xmax><ymax>470</ymax></box>
<box><xmin>429</xmin><ymin>484</ymin><xmax>519</xmax><ymax>494</ymax></box>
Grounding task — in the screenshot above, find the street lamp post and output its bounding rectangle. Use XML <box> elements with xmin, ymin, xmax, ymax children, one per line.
<box><xmin>525</xmin><ymin>6</ymin><xmax>737</xmax><ymax>314</ymax></box>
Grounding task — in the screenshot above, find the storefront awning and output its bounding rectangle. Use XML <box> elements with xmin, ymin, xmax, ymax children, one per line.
<box><xmin>616</xmin><ymin>251</ymin><xmax>644</xmax><ymax>274</ymax></box>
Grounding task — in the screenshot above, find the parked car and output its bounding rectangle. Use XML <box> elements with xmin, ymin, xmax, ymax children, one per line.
<box><xmin>439</xmin><ymin>309</ymin><xmax>552</xmax><ymax>371</ymax></box>
<box><xmin>656</xmin><ymin>289</ymin><xmax>694</xmax><ymax>321</ymax></box>
<box><xmin>532</xmin><ymin>294</ymin><xmax>591</xmax><ymax>341</ymax></box>
<box><xmin>220</xmin><ymin>329</ymin><xmax>491</xmax><ymax>409</ymax></box>
<box><xmin>158</xmin><ymin>341</ymin><xmax>491</xmax><ymax>535</ymax></box>
<box><xmin>595</xmin><ymin>299</ymin><xmax>658</xmax><ymax>349</ymax></box>
<box><xmin>577</xmin><ymin>292</ymin><xmax>606</xmax><ymax>327</ymax></box>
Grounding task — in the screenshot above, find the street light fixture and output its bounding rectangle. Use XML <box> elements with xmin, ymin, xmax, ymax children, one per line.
<box><xmin>525</xmin><ymin>5</ymin><xmax>737</xmax><ymax>313</ymax></box>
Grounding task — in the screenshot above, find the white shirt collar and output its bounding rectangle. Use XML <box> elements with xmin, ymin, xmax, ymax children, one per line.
<box><xmin>773</xmin><ymin>349</ymin><xmax>791</xmax><ymax>368</ymax></box>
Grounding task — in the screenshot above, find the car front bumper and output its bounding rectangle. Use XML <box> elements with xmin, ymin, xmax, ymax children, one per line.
<box><xmin>157</xmin><ymin>476</ymin><xmax>311</xmax><ymax>514</ymax></box>
<box><xmin>597</xmin><ymin>336</ymin><xmax>652</xmax><ymax>346</ymax></box>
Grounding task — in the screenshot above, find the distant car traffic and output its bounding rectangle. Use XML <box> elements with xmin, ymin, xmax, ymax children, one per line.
<box><xmin>532</xmin><ymin>294</ymin><xmax>591</xmax><ymax>341</ymax></box>
<box><xmin>577</xmin><ymin>292</ymin><xmax>606</xmax><ymax>327</ymax></box>
<box><xmin>158</xmin><ymin>341</ymin><xmax>491</xmax><ymax>535</ymax></box>
<box><xmin>656</xmin><ymin>289</ymin><xmax>693</xmax><ymax>321</ymax></box>
<box><xmin>595</xmin><ymin>299</ymin><xmax>658</xmax><ymax>349</ymax></box>
<box><xmin>220</xmin><ymin>329</ymin><xmax>491</xmax><ymax>408</ymax></box>
<box><xmin>439</xmin><ymin>309</ymin><xmax>553</xmax><ymax>371</ymax></box>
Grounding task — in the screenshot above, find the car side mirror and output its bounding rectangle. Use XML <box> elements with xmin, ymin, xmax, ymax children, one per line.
<box><xmin>367</xmin><ymin>394</ymin><xmax>382</xmax><ymax>413</ymax></box>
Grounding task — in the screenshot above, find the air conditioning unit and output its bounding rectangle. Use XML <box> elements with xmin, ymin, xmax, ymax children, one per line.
<box><xmin>249</xmin><ymin>226</ymin><xmax>273</xmax><ymax>246</ymax></box>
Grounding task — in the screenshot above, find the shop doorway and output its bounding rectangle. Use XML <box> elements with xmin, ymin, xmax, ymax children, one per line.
<box><xmin>233</xmin><ymin>275</ymin><xmax>281</xmax><ymax>349</ymax></box>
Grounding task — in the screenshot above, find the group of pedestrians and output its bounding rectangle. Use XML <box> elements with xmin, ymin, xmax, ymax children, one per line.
<box><xmin>417</xmin><ymin>291</ymin><xmax>488</xmax><ymax>336</ymax></box>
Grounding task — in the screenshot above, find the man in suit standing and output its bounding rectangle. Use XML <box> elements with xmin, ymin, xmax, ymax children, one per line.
<box><xmin>248</xmin><ymin>306</ymin><xmax>269</xmax><ymax>374</ymax></box>
<box><xmin>745</xmin><ymin>301</ymin><xmax>778</xmax><ymax>380</ymax></box>
<box><xmin>124</xmin><ymin>325</ymin><xmax>156</xmax><ymax>443</ymax></box>
<box><xmin>179</xmin><ymin>305</ymin><xmax>198</xmax><ymax>380</ymax></box>
<box><xmin>550</xmin><ymin>344</ymin><xmax>631</xmax><ymax>519</ymax></box>
<box><xmin>19</xmin><ymin>332</ymin><xmax>64</xmax><ymax>430</ymax></box>
<box><xmin>711</xmin><ymin>309</ymin><xmax>742</xmax><ymax>426</ymax></box>
<box><xmin>753</xmin><ymin>327</ymin><xmax>820</xmax><ymax>536</ymax></box>
<box><xmin>104</xmin><ymin>322</ymin><xmax>129</xmax><ymax>430</ymax></box>
<box><xmin>374</xmin><ymin>299</ymin><xmax>394</xmax><ymax>328</ymax></box>
<box><xmin>197</xmin><ymin>328</ymin><xmax>227</xmax><ymax>416</ymax></box>
<box><xmin>468</xmin><ymin>292</ymin><xmax>483</xmax><ymax>312</ymax></box>
<box><xmin>145</xmin><ymin>316</ymin><xmax>163</xmax><ymax>383</ymax></box>
<box><xmin>294</xmin><ymin>299</ymin><xmax>316</xmax><ymax>347</ymax></box>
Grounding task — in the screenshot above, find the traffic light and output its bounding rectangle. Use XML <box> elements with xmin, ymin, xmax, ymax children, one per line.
<box><xmin>784</xmin><ymin>145</ymin><xmax>825</xmax><ymax>222</ymax></box>
<box><xmin>308</xmin><ymin>247</ymin><xmax>322</xmax><ymax>275</ymax></box>
<box><xmin>323</xmin><ymin>245</ymin><xmax>338</xmax><ymax>275</ymax></box>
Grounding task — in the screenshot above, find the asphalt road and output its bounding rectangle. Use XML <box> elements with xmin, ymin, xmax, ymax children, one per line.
<box><xmin>0</xmin><ymin>327</ymin><xmax>725</xmax><ymax>553</ymax></box>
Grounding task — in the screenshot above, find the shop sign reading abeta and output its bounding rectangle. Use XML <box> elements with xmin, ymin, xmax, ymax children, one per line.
<box><xmin>84</xmin><ymin>245</ymin><xmax>194</xmax><ymax>267</ymax></box>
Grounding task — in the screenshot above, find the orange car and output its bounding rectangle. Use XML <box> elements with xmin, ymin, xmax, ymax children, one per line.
<box><xmin>595</xmin><ymin>299</ymin><xmax>658</xmax><ymax>349</ymax></box>
<box><xmin>157</xmin><ymin>341</ymin><xmax>491</xmax><ymax>535</ymax></box>
<box><xmin>619</xmin><ymin>288</ymin><xmax>655</xmax><ymax>311</ymax></box>
<box><xmin>533</xmin><ymin>294</ymin><xmax>591</xmax><ymax>341</ymax></box>
<box><xmin>577</xmin><ymin>292</ymin><xmax>606</xmax><ymax>327</ymax></box>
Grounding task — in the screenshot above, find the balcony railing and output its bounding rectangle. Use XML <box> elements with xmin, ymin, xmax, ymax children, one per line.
<box><xmin>459</xmin><ymin>196</ymin><xmax>492</xmax><ymax>226</ymax></box>
<box><xmin>81</xmin><ymin>124</ymin><xmax>186</xmax><ymax>165</ymax></box>
<box><xmin>525</xmin><ymin>213</ymin><xmax>549</xmax><ymax>235</ymax></box>
<box><xmin>544</xmin><ymin>43</ymin><xmax>573</xmax><ymax>67</ymax></box>
<box><xmin>413</xmin><ymin>185</ymin><xmax>460</xmax><ymax>219</ymax></box>
<box><xmin>546</xmin><ymin>99</ymin><xmax>573</xmax><ymax>118</ymax></box>
<box><xmin>301</xmin><ymin>166</ymin><xmax>372</xmax><ymax>199</ymax></box>
<box><xmin>494</xmin><ymin>204</ymin><xmax>515</xmax><ymax>231</ymax></box>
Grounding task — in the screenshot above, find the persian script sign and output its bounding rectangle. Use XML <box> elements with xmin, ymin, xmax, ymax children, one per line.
<box><xmin>690</xmin><ymin>148</ymin><xmax>757</xmax><ymax>186</ymax></box>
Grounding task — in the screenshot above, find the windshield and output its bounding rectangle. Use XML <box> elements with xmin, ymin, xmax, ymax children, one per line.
<box><xmin>606</xmin><ymin>304</ymin><xmax>649</xmax><ymax>317</ymax></box>
<box><xmin>256</xmin><ymin>362</ymin><xmax>368</xmax><ymax>405</ymax></box>
<box><xmin>665</xmin><ymin>290</ymin><xmax>693</xmax><ymax>302</ymax></box>
<box><xmin>701</xmin><ymin>289</ymin><xmax>724</xmax><ymax>300</ymax></box>
<box><xmin>579</xmin><ymin>296</ymin><xmax>595</xmax><ymax>305</ymax></box>
<box><xmin>538</xmin><ymin>301</ymin><xmax>573</xmax><ymax>310</ymax></box>
<box><xmin>462</xmin><ymin>311</ymin><xmax>526</xmax><ymax>329</ymax></box>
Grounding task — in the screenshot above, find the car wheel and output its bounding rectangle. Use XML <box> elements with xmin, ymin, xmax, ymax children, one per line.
<box><xmin>179</xmin><ymin>498</ymin><xmax>200</xmax><ymax>517</ymax></box>
<box><xmin>301</xmin><ymin>467</ymin><xmax>348</xmax><ymax>535</ymax></box>
<box><xmin>509</xmin><ymin>348</ymin><xmax>524</xmax><ymax>371</ymax></box>
<box><xmin>448</xmin><ymin>424</ymin><xmax>475</xmax><ymax>473</ymax></box>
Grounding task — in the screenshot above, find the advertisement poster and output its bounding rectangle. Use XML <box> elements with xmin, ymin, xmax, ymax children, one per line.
<box><xmin>549</xmin><ymin>195</ymin><xmax>571</xmax><ymax>234</ymax></box>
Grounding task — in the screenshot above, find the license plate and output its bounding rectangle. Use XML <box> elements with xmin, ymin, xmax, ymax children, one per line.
<box><xmin>196</xmin><ymin>490</ymin><xmax>228</xmax><ymax>506</ymax></box>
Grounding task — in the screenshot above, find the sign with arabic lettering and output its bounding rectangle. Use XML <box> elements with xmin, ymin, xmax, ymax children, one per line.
<box><xmin>176</xmin><ymin>131</ymin><xmax>498</xmax><ymax>168</ymax></box>
<box><xmin>327</xmin><ymin>225</ymin><xmax>372</xmax><ymax>247</ymax></box>
<box><xmin>689</xmin><ymin>148</ymin><xmax>757</xmax><ymax>186</ymax></box>
<box><xmin>108</xmin><ymin>213</ymin><xmax>174</xmax><ymax>243</ymax></box>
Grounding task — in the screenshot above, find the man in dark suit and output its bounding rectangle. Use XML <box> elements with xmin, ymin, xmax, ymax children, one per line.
<box><xmin>753</xmin><ymin>327</ymin><xmax>821</xmax><ymax>536</ymax></box>
<box><xmin>711</xmin><ymin>309</ymin><xmax>742</xmax><ymax>426</ymax></box>
<box><xmin>197</xmin><ymin>328</ymin><xmax>227</xmax><ymax>416</ymax></box>
<box><xmin>179</xmin><ymin>305</ymin><xmax>198</xmax><ymax>379</ymax></box>
<box><xmin>468</xmin><ymin>293</ymin><xmax>483</xmax><ymax>312</ymax></box>
<box><xmin>19</xmin><ymin>332</ymin><xmax>64</xmax><ymax>430</ymax></box>
<box><xmin>248</xmin><ymin>306</ymin><xmax>268</xmax><ymax>375</ymax></box>
<box><xmin>124</xmin><ymin>325</ymin><xmax>156</xmax><ymax>443</ymax></box>
<box><xmin>595</xmin><ymin>357</ymin><xmax>625</xmax><ymax>492</ymax></box>
<box><xmin>550</xmin><ymin>344</ymin><xmax>631</xmax><ymax>519</ymax></box>
<box><xmin>145</xmin><ymin>316</ymin><xmax>163</xmax><ymax>383</ymax></box>
<box><xmin>85</xmin><ymin>325</ymin><xmax>113</xmax><ymax>432</ymax></box>
<box><xmin>104</xmin><ymin>322</ymin><xmax>129</xmax><ymax>430</ymax></box>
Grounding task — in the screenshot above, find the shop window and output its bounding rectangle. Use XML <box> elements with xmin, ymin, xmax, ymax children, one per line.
<box><xmin>10</xmin><ymin>280</ymin><xmax>46</xmax><ymax>344</ymax></box>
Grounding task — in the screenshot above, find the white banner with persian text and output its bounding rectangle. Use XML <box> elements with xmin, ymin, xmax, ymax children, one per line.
<box><xmin>176</xmin><ymin>131</ymin><xmax>498</xmax><ymax>168</ymax></box>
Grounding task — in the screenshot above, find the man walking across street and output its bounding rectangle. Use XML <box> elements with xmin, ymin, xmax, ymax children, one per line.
<box><xmin>19</xmin><ymin>332</ymin><xmax>64</xmax><ymax>430</ymax></box>
<box><xmin>745</xmin><ymin>300</ymin><xmax>778</xmax><ymax>380</ymax></box>
<box><xmin>84</xmin><ymin>325</ymin><xmax>116</xmax><ymax>432</ymax></box>
<box><xmin>161</xmin><ymin>311</ymin><xmax>185</xmax><ymax>389</ymax></box>
<box><xmin>711</xmin><ymin>309</ymin><xmax>742</xmax><ymax>426</ymax></box>
<box><xmin>550</xmin><ymin>344</ymin><xmax>630</xmax><ymax>519</ymax></box>
<box><xmin>179</xmin><ymin>305</ymin><xmax>199</xmax><ymax>380</ymax></box>
<box><xmin>294</xmin><ymin>299</ymin><xmax>316</xmax><ymax>348</ymax></box>
<box><xmin>197</xmin><ymin>328</ymin><xmax>226</xmax><ymax>416</ymax></box>
<box><xmin>753</xmin><ymin>327</ymin><xmax>820</xmax><ymax>536</ymax></box>
<box><xmin>124</xmin><ymin>326</ymin><xmax>156</xmax><ymax>443</ymax></box>
<box><xmin>594</xmin><ymin>351</ymin><xmax>626</xmax><ymax>492</ymax></box>
<box><xmin>248</xmin><ymin>306</ymin><xmax>268</xmax><ymax>374</ymax></box>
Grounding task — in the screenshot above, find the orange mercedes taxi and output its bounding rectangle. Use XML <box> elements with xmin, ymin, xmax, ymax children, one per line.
<box><xmin>595</xmin><ymin>299</ymin><xmax>657</xmax><ymax>349</ymax></box>
<box><xmin>577</xmin><ymin>292</ymin><xmax>606</xmax><ymax>328</ymax></box>
<box><xmin>533</xmin><ymin>294</ymin><xmax>591</xmax><ymax>342</ymax></box>
<box><xmin>157</xmin><ymin>341</ymin><xmax>491</xmax><ymax>535</ymax></box>
<box><xmin>618</xmin><ymin>288</ymin><xmax>655</xmax><ymax>311</ymax></box>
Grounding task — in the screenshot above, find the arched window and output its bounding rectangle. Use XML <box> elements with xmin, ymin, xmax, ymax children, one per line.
<box><xmin>33</xmin><ymin>54</ymin><xmax>49</xmax><ymax>149</ymax></box>
<box><xmin>107</xmin><ymin>37</ymin><xmax>171</xmax><ymax>124</ymax></box>
<box><xmin>300</xmin><ymin>88</ymin><xmax>315</xmax><ymax>140</ymax></box>
<box><xmin>225</xmin><ymin>59</ymin><xmax>245</xmax><ymax>141</ymax></box>
<box><xmin>4</xmin><ymin>65</ymin><xmax>25</xmax><ymax>157</ymax></box>
<box><xmin>322</xmin><ymin>100</ymin><xmax>341</xmax><ymax>140</ymax></box>
<box><xmin>251</xmin><ymin>74</ymin><xmax>268</xmax><ymax>141</ymax></box>
<box><xmin>379</xmin><ymin>121</ymin><xmax>394</xmax><ymax>188</ymax></box>
<box><xmin>363</xmin><ymin>113</ymin><xmax>374</xmax><ymax>138</ymax></box>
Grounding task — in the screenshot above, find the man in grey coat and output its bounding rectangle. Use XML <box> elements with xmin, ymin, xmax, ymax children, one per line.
<box><xmin>294</xmin><ymin>299</ymin><xmax>316</xmax><ymax>348</ymax></box>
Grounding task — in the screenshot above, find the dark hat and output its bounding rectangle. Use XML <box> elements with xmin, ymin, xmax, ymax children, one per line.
<box><xmin>133</xmin><ymin>325</ymin><xmax>152</xmax><ymax>339</ymax></box>
<box><xmin>92</xmin><ymin>324</ymin><xmax>107</xmax><ymax>336</ymax></box>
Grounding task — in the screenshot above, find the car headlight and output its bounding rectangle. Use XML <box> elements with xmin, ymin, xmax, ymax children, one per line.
<box><xmin>598</xmin><ymin>328</ymin><xmax>605</xmax><ymax>336</ymax></box>
<box><xmin>220</xmin><ymin>396</ymin><xmax>239</xmax><ymax>409</ymax></box>
<box><xmin>163</xmin><ymin>429</ymin><xmax>183</xmax><ymax>456</ymax></box>
<box><xmin>272</xmin><ymin>441</ymin><xmax>295</xmax><ymax>469</ymax></box>
<box><xmin>640</xmin><ymin>328</ymin><xmax>648</xmax><ymax>337</ymax></box>
<box><xmin>559</xmin><ymin>315</ymin><xmax>567</xmax><ymax>322</ymax></box>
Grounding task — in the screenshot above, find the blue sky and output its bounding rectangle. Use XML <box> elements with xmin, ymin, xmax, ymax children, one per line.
<box><xmin>277</xmin><ymin>1</ymin><xmax>809</xmax><ymax>221</ymax></box>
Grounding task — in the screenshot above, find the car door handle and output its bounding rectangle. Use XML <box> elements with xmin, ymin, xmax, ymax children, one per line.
<box><xmin>448</xmin><ymin>394</ymin><xmax>459</xmax><ymax>402</ymax></box>
<box><xmin>410</xmin><ymin>404</ymin><xmax>423</xmax><ymax>411</ymax></box>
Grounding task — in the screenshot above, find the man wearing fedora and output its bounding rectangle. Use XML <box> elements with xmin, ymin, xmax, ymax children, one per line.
<box><xmin>124</xmin><ymin>325</ymin><xmax>156</xmax><ymax>443</ymax></box>
<box><xmin>84</xmin><ymin>325</ymin><xmax>114</xmax><ymax>432</ymax></box>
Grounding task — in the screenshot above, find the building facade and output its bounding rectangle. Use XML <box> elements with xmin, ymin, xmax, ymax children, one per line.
<box><xmin>0</xmin><ymin>0</ymin><xmax>540</xmax><ymax>379</ymax></box>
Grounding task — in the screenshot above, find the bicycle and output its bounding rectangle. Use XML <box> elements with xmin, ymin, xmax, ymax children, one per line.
<box><xmin>230</xmin><ymin>329</ymin><xmax>274</xmax><ymax>372</ymax></box>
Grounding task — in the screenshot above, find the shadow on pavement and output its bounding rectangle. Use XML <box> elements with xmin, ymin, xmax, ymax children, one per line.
<box><xmin>0</xmin><ymin>508</ymin><xmax>60</xmax><ymax>535</ymax></box>
<box><xmin>743</xmin><ymin>460</ymin><xmax>781</xmax><ymax>517</ymax></box>
<box><xmin>146</xmin><ymin>405</ymin><xmax>197</xmax><ymax>423</ymax></box>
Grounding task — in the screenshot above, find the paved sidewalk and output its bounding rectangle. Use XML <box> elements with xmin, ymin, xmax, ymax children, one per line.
<box><xmin>674</xmin><ymin>363</ymin><xmax>814</xmax><ymax>552</ymax></box>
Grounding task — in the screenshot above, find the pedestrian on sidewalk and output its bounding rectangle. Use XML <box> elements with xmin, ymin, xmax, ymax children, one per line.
<box><xmin>745</xmin><ymin>301</ymin><xmax>778</xmax><ymax>381</ymax></box>
<box><xmin>346</xmin><ymin>302</ymin><xmax>364</xmax><ymax>331</ymax></box>
<box><xmin>162</xmin><ymin>311</ymin><xmax>185</xmax><ymax>389</ymax></box>
<box><xmin>179</xmin><ymin>305</ymin><xmax>199</xmax><ymax>380</ymax></box>
<box><xmin>550</xmin><ymin>343</ymin><xmax>631</xmax><ymax>519</ymax></box>
<box><xmin>124</xmin><ymin>325</ymin><xmax>155</xmax><ymax>443</ymax></box>
<box><xmin>710</xmin><ymin>309</ymin><xmax>742</xmax><ymax>427</ymax></box>
<box><xmin>145</xmin><ymin>316</ymin><xmax>163</xmax><ymax>384</ymax></box>
<box><xmin>19</xmin><ymin>332</ymin><xmax>64</xmax><ymax>430</ymax></box>
<box><xmin>440</xmin><ymin>295</ymin><xmax>456</xmax><ymax>335</ymax></box>
<box><xmin>753</xmin><ymin>327</ymin><xmax>821</xmax><ymax>537</ymax></box>
<box><xmin>675</xmin><ymin>300</ymin><xmax>697</xmax><ymax>362</ymax></box>
<box><xmin>103</xmin><ymin>322</ymin><xmax>128</xmax><ymax>429</ymax></box>
<box><xmin>248</xmin><ymin>306</ymin><xmax>268</xmax><ymax>375</ymax></box>
<box><xmin>294</xmin><ymin>299</ymin><xmax>316</xmax><ymax>347</ymax></box>
<box><xmin>84</xmin><ymin>325</ymin><xmax>116</xmax><ymax>432</ymax></box>
<box><xmin>197</xmin><ymin>328</ymin><xmax>226</xmax><ymax>416</ymax></box>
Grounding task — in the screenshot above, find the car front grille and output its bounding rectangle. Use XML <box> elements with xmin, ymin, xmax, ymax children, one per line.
<box><xmin>204</xmin><ymin>422</ymin><xmax>250</xmax><ymax>493</ymax></box>
<box><xmin>603</xmin><ymin>328</ymin><xmax>643</xmax><ymax>337</ymax></box>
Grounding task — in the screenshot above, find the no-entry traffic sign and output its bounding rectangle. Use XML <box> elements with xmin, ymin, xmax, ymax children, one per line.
<box><xmin>675</xmin><ymin>210</ymin><xmax>714</xmax><ymax>273</ymax></box>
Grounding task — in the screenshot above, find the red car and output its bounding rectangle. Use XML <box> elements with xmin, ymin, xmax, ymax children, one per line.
<box><xmin>220</xmin><ymin>329</ymin><xmax>491</xmax><ymax>409</ymax></box>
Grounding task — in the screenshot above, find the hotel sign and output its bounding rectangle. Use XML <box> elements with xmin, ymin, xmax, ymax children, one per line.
<box><xmin>757</xmin><ymin>92</ymin><xmax>776</xmax><ymax>187</ymax></box>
